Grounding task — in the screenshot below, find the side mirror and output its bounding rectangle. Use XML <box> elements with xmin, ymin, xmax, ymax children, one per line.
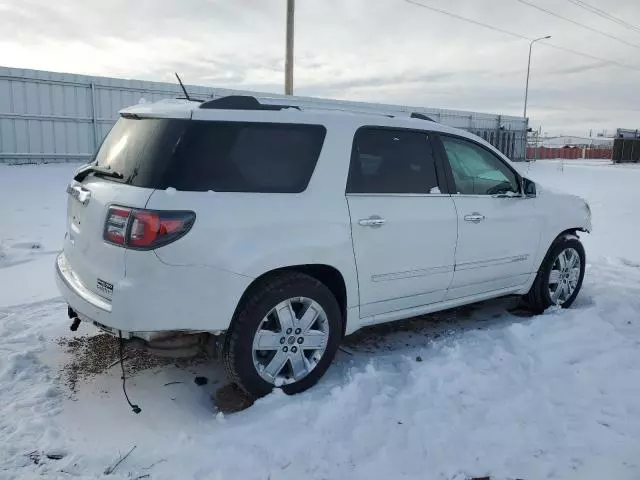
<box><xmin>522</xmin><ymin>177</ymin><xmax>536</xmax><ymax>197</ymax></box>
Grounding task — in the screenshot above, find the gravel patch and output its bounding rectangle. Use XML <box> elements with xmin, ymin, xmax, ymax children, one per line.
<box><xmin>57</xmin><ymin>334</ymin><xmax>210</xmax><ymax>393</ymax></box>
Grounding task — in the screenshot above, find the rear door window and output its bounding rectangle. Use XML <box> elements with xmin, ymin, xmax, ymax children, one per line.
<box><xmin>95</xmin><ymin>118</ymin><xmax>326</xmax><ymax>193</ymax></box>
<box><xmin>347</xmin><ymin>127</ymin><xmax>439</xmax><ymax>194</ymax></box>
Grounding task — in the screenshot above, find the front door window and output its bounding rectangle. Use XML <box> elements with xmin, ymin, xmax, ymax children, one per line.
<box><xmin>441</xmin><ymin>136</ymin><xmax>519</xmax><ymax>196</ymax></box>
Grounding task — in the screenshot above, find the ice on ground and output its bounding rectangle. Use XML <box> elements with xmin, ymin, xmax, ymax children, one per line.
<box><xmin>1</xmin><ymin>160</ymin><xmax>640</xmax><ymax>479</ymax></box>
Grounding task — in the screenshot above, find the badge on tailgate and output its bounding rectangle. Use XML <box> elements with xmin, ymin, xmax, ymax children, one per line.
<box><xmin>66</xmin><ymin>183</ymin><xmax>91</xmax><ymax>206</ymax></box>
<box><xmin>97</xmin><ymin>278</ymin><xmax>114</xmax><ymax>298</ymax></box>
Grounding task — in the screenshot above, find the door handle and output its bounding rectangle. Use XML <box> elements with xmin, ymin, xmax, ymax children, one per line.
<box><xmin>491</xmin><ymin>192</ymin><xmax>522</xmax><ymax>199</ymax></box>
<box><xmin>358</xmin><ymin>215</ymin><xmax>386</xmax><ymax>228</ymax></box>
<box><xmin>463</xmin><ymin>213</ymin><xmax>485</xmax><ymax>223</ymax></box>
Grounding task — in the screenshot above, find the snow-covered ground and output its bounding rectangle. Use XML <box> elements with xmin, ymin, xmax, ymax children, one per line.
<box><xmin>1</xmin><ymin>160</ymin><xmax>640</xmax><ymax>480</ymax></box>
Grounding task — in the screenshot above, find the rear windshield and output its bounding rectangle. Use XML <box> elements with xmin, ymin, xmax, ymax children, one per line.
<box><xmin>95</xmin><ymin>118</ymin><xmax>326</xmax><ymax>193</ymax></box>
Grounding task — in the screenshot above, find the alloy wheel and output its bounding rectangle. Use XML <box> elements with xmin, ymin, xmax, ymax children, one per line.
<box><xmin>548</xmin><ymin>247</ymin><xmax>581</xmax><ymax>305</ymax></box>
<box><xmin>251</xmin><ymin>297</ymin><xmax>330</xmax><ymax>385</ymax></box>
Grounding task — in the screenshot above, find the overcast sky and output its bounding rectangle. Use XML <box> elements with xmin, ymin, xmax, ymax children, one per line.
<box><xmin>1</xmin><ymin>0</ymin><xmax>639</xmax><ymax>135</ymax></box>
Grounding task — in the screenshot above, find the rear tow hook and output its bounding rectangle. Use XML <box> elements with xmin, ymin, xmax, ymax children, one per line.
<box><xmin>68</xmin><ymin>306</ymin><xmax>81</xmax><ymax>331</ymax></box>
<box><xmin>70</xmin><ymin>318</ymin><xmax>81</xmax><ymax>331</ymax></box>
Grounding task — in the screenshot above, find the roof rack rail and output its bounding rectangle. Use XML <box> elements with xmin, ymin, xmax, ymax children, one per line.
<box><xmin>200</xmin><ymin>95</ymin><xmax>300</xmax><ymax>111</ymax></box>
<box><xmin>198</xmin><ymin>94</ymin><xmax>438</xmax><ymax>123</ymax></box>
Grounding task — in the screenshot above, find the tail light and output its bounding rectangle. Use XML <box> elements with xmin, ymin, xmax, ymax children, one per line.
<box><xmin>104</xmin><ymin>206</ymin><xmax>195</xmax><ymax>250</ymax></box>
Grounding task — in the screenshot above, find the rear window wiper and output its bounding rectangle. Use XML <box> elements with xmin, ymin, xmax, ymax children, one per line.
<box><xmin>74</xmin><ymin>164</ymin><xmax>124</xmax><ymax>182</ymax></box>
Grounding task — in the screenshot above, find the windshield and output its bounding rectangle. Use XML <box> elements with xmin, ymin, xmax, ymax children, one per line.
<box><xmin>94</xmin><ymin>117</ymin><xmax>326</xmax><ymax>193</ymax></box>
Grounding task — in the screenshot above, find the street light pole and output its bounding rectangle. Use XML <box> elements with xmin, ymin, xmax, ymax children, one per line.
<box><xmin>523</xmin><ymin>35</ymin><xmax>551</xmax><ymax>119</ymax></box>
<box><xmin>285</xmin><ymin>0</ymin><xmax>295</xmax><ymax>95</ymax></box>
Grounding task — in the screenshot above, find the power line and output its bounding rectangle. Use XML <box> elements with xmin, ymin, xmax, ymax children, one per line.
<box><xmin>543</xmin><ymin>43</ymin><xmax>632</xmax><ymax>68</ymax></box>
<box><xmin>566</xmin><ymin>0</ymin><xmax>640</xmax><ymax>34</ymax></box>
<box><xmin>513</xmin><ymin>0</ymin><xmax>640</xmax><ymax>50</ymax></box>
<box><xmin>403</xmin><ymin>0</ymin><xmax>529</xmax><ymax>41</ymax></box>
<box><xmin>402</xmin><ymin>0</ymin><xmax>640</xmax><ymax>72</ymax></box>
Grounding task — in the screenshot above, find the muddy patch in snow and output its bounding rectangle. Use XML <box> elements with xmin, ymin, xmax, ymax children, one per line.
<box><xmin>57</xmin><ymin>334</ymin><xmax>211</xmax><ymax>394</ymax></box>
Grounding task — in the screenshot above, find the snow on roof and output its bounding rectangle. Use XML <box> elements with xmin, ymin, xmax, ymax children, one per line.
<box><xmin>119</xmin><ymin>98</ymin><xmax>202</xmax><ymax>119</ymax></box>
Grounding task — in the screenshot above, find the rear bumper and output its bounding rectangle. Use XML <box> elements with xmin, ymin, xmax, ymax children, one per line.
<box><xmin>56</xmin><ymin>253</ymin><xmax>112</xmax><ymax>312</ymax></box>
<box><xmin>55</xmin><ymin>251</ymin><xmax>252</xmax><ymax>335</ymax></box>
<box><xmin>56</xmin><ymin>253</ymin><xmax>117</xmax><ymax>331</ymax></box>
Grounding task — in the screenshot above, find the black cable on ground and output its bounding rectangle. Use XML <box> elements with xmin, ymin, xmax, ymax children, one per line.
<box><xmin>119</xmin><ymin>330</ymin><xmax>141</xmax><ymax>414</ymax></box>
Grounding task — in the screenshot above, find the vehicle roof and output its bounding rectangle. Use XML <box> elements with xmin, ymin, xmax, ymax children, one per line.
<box><xmin>119</xmin><ymin>97</ymin><xmax>517</xmax><ymax>166</ymax></box>
<box><xmin>122</xmin><ymin>97</ymin><xmax>463</xmax><ymax>134</ymax></box>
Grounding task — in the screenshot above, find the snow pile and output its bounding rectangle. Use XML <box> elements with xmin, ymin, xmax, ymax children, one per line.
<box><xmin>1</xmin><ymin>160</ymin><xmax>640</xmax><ymax>479</ymax></box>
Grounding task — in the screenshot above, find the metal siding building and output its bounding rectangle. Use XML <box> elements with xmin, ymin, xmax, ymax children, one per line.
<box><xmin>613</xmin><ymin>128</ymin><xmax>640</xmax><ymax>163</ymax></box>
<box><xmin>0</xmin><ymin>66</ymin><xmax>527</xmax><ymax>164</ymax></box>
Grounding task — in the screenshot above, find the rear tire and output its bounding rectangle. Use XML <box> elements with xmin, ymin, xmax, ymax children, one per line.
<box><xmin>523</xmin><ymin>235</ymin><xmax>586</xmax><ymax>313</ymax></box>
<box><xmin>222</xmin><ymin>272</ymin><xmax>342</xmax><ymax>398</ymax></box>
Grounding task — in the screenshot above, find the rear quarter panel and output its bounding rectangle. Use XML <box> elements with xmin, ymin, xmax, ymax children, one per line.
<box><xmin>144</xmin><ymin>121</ymin><xmax>361</xmax><ymax>330</ymax></box>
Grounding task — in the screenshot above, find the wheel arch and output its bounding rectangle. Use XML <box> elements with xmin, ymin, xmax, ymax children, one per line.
<box><xmin>232</xmin><ymin>264</ymin><xmax>350</xmax><ymax>337</ymax></box>
<box><xmin>523</xmin><ymin>229</ymin><xmax>586</xmax><ymax>313</ymax></box>
<box><xmin>534</xmin><ymin>226</ymin><xmax>587</xmax><ymax>274</ymax></box>
<box><xmin>557</xmin><ymin>227</ymin><xmax>587</xmax><ymax>239</ymax></box>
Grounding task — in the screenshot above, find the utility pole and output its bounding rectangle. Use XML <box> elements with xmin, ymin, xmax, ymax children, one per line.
<box><xmin>524</xmin><ymin>35</ymin><xmax>551</xmax><ymax>119</ymax></box>
<box><xmin>285</xmin><ymin>0</ymin><xmax>295</xmax><ymax>95</ymax></box>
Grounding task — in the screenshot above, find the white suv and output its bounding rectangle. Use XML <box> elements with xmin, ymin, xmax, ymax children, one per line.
<box><xmin>56</xmin><ymin>95</ymin><xmax>591</xmax><ymax>397</ymax></box>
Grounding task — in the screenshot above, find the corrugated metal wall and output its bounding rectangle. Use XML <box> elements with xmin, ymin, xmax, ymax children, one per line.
<box><xmin>0</xmin><ymin>66</ymin><xmax>215</xmax><ymax>164</ymax></box>
<box><xmin>0</xmin><ymin>66</ymin><xmax>527</xmax><ymax>164</ymax></box>
<box><xmin>613</xmin><ymin>138</ymin><xmax>640</xmax><ymax>163</ymax></box>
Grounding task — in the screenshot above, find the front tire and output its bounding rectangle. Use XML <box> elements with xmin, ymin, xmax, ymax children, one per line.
<box><xmin>523</xmin><ymin>235</ymin><xmax>586</xmax><ymax>313</ymax></box>
<box><xmin>222</xmin><ymin>272</ymin><xmax>342</xmax><ymax>398</ymax></box>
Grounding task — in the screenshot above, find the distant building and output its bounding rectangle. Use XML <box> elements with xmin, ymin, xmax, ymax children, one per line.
<box><xmin>538</xmin><ymin>136</ymin><xmax>614</xmax><ymax>148</ymax></box>
<box><xmin>526</xmin><ymin>133</ymin><xmax>614</xmax><ymax>160</ymax></box>
<box><xmin>616</xmin><ymin>128</ymin><xmax>640</xmax><ymax>139</ymax></box>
